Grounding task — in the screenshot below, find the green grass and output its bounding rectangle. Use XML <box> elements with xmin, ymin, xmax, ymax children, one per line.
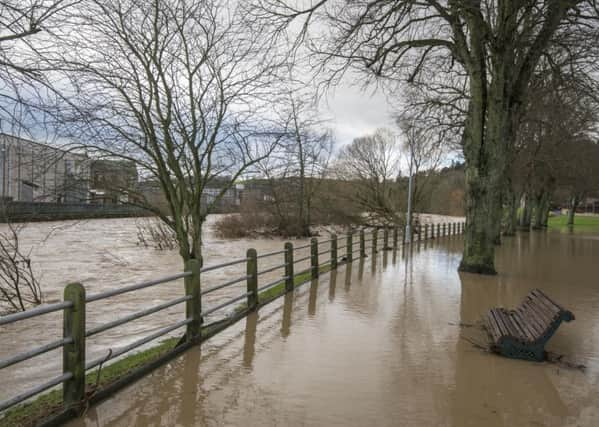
<box><xmin>259</xmin><ymin>263</ymin><xmax>332</xmax><ymax>302</ymax></box>
<box><xmin>235</xmin><ymin>263</ymin><xmax>333</xmax><ymax>311</ymax></box>
<box><xmin>1</xmin><ymin>261</ymin><xmax>338</xmax><ymax>427</ymax></box>
<box><xmin>547</xmin><ymin>214</ymin><xmax>599</xmax><ymax>230</ymax></box>
<box><xmin>0</xmin><ymin>337</ymin><xmax>180</xmax><ymax>427</ymax></box>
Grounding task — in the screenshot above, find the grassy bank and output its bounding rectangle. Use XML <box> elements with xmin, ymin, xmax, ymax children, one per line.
<box><xmin>548</xmin><ymin>215</ymin><xmax>599</xmax><ymax>230</ymax></box>
<box><xmin>0</xmin><ymin>337</ymin><xmax>180</xmax><ymax>427</ymax></box>
<box><xmin>0</xmin><ymin>261</ymin><xmax>337</xmax><ymax>427</ymax></box>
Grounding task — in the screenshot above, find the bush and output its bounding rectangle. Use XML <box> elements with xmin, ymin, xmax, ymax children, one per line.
<box><xmin>213</xmin><ymin>212</ymin><xmax>276</xmax><ymax>238</ymax></box>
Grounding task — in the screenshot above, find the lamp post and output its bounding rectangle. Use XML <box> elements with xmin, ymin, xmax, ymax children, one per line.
<box><xmin>405</xmin><ymin>144</ymin><xmax>414</xmax><ymax>244</ymax></box>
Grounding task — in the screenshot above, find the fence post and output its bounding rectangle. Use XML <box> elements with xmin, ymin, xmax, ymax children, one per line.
<box><xmin>437</xmin><ymin>223</ymin><xmax>440</xmax><ymax>238</ymax></box>
<box><xmin>424</xmin><ymin>224</ymin><xmax>428</xmax><ymax>240</ymax></box>
<box><xmin>383</xmin><ymin>228</ymin><xmax>389</xmax><ymax>249</ymax></box>
<box><xmin>310</xmin><ymin>237</ymin><xmax>319</xmax><ymax>279</ymax></box>
<box><xmin>360</xmin><ymin>229</ymin><xmax>365</xmax><ymax>258</ymax></box>
<box><xmin>393</xmin><ymin>227</ymin><xmax>398</xmax><ymax>248</ymax></box>
<box><xmin>63</xmin><ymin>282</ymin><xmax>86</xmax><ymax>410</ymax></box>
<box><xmin>346</xmin><ymin>233</ymin><xmax>353</xmax><ymax>263</ymax></box>
<box><xmin>372</xmin><ymin>229</ymin><xmax>378</xmax><ymax>255</ymax></box>
<box><xmin>184</xmin><ymin>258</ymin><xmax>202</xmax><ymax>342</ymax></box>
<box><xmin>453</xmin><ymin>222</ymin><xmax>456</xmax><ymax>235</ymax></box>
<box><xmin>443</xmin><ymin>223</ymin><xmax>446</xmax><ymax>236</ymax></box>
<box><xmin>331</xmin><ymin>234</ymin><xmax>338</xmax><ymax>269</ymax></box>
<box><xmin>246</xmin><ymin>249</ymin><xmax>258</xmax><ymax>310</ymax></box>
<box><xmin>430</xmin><ymin>222</ymin><xmax>435</xmax><ymax>239</ymax></box>
<box><xmin>284</xmin><ymin>242</ymin><xmax>294</xmax><ymax>292</ymax></box>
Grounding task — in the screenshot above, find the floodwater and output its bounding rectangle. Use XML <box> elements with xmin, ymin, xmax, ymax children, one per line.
<box><xmin>0</xmin><ymin>214</ymin><xmax>457</xmax><ymax>402</ymax></box>
<box><xmin>63</xmin><ymin>229</ymin><xmax>599</xmax><ymax>426</ymax></box>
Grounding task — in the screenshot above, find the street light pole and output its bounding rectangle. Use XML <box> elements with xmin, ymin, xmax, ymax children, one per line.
<box><xmin>405</xmin><ymin>147</ymin><xmax>414</xmax><ymax>244</ymax></box>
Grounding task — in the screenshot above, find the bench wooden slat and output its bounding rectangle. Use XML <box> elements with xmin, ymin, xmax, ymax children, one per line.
<box><xmin>509</xmin><ymin>311</ymin><xmax>535</xmax><ymax>342</ymax></box>
<box><xmin>515</xmin><ymin>306</ymin><xmax>543</xmax><ymax>339</ymax></box>
<box><xmin>486</xmin><ymin>311</ymin><xmax>503</xmax><ymax>344</ymax></box>
<box><xmin>531</xmin><ymin>289</ymin><xmax>563</xmax><ymax>313</ymax></box>
<box><xmin>492</xmin><ymin>309</ymin><xmax>511</xmax><ymax>338</ymax></box>
<box><xmin>487</xmin><ymin>310</ymin><xmax>503</xmax><ymax>341</ymax></box>
<box><xmin>525</xmin><ymin>294</ymin><xmax>556</xmax><ymax>322</ymax></box>
<box><xmin>519</xmin><ymin>301</ymin><xmax>547</xmax><ymax>335</ymax></box>
<box><xmin>501</xmin><ymin>310</ymin><xmax>522</xmax><ymax>340</ymax></box>
<box><xmin>524</xmin><ymin>300</ymin><xmax>550</xmax><ymax>331</ymax></box>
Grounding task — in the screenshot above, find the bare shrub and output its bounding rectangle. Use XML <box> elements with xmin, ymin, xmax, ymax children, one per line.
<box><xmin>0</xmin><ymin>223</ymin><xmax>42</xmax><ymax>314</ymax></box>
<box><xmin>135</xmin><ymin>218</ymin><xmax>178</xmax><ymax>251</ymax></box>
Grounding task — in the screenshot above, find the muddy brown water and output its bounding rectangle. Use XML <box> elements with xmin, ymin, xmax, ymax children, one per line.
<box><xmin>0</xmin><ymin>214</ymin><xmax>457</xmax><ymax>403</ymax></box>
<box><xmin>56</xmin><ymin>229</ymin><xmax>599</xmax><ymax>426</ymax></box>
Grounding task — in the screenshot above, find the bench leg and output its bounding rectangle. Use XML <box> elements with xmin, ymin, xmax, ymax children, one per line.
<box><xmin>498</xmin><ymin>337</ymin><xmax>545</xmax><ymax>362</ymax></box>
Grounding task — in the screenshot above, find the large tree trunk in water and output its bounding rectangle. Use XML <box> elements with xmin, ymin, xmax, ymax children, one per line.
<box><xmin>567</xmin><ymin>195</ymin><xmax>579</xmax><ymax>226</ymax></box>
<box><xmin>532</xmin><ymin>192</ymin><xmax>548</xmax><ymax>230</ymax></box>
<box><xmin>541</xmin><ymin>200</ymin><xmax>550</xmax><ymax>227</ymax></box>
<box><xmin>519</xmin><ymin>192</ymin><xmax>532</xmax><ymax>230</ymax></box>
<box><xmin>504</xmin><ymin>189</ymin><xmax>518</xmax><ymax>236</ymax></box>
<box><xmin>460</xmin><ymin>77</ymin><xmax>510</xmax><ymax>275</ymax></box>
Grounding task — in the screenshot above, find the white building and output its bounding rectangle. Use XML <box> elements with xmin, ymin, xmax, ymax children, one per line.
<box><xmin>0</xmin><ymin>133</ymin><xmax>89</xmax><ymax>203</ymax></box>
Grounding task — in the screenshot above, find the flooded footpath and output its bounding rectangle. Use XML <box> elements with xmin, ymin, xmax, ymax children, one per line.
<box><xmin>66</xmin><ymin>230</ymin><xmax>599</xmax><ymax>426</ymax></box>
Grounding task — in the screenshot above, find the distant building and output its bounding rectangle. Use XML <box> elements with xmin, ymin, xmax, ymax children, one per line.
<box><xmin>0</xmin><ymin>133</ymin><xmax>89</xmax><ymax>203</ymax></box>
<box><xmin>138</xmin><ymin>177</ymin><xmax>242</xmax><ymax>214</ymax></box>
<box><xmin>89</xmin><ymin>160</ymin><xmax>138</xmax><ymax>204</ymax></box>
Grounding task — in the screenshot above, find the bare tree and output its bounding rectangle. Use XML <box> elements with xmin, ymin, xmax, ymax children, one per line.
<box><xmin>334</xmin><ymin>128</ymin><xmax>403</xmax><ymax>226</ymax></box>
<box><xmin>0</xmin><ymin>221</ymin><xmax>42</xmax><ymax>313</ymax></box>
<box><xmin>50</xmin><ymin>0</ymin><xmax>288</xmax><ymax>262</ymax></box>
<box><xmin>255</xmin><ymin>91</ymin><xmax>333</xmax><ymax>236</ymax></box>
<box><xmin>0</xmin><ymin>0</ymin><xmax>78</xmax><ymax>133</ymax></box>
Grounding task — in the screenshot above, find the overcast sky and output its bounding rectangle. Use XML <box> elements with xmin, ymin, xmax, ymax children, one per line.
<box><xmin>322</xmin><ymin>82</ymin><xmax>398</xmax><ymax>150</ymax></box>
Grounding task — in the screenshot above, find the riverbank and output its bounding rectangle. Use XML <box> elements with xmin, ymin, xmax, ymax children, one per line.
<box><xmin>0</xmin><ymin>201</ymin><xmax>151</xmax><ymax>223</ymax></box>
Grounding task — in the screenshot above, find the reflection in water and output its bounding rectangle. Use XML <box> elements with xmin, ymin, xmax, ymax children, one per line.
<box><xmin>370</xmin><ymin>250</ymin><xmax>377</xmax><ymax>274</ymax></box>
<box><xmin>242</xmin><ymin>313</ymin><xmax>257</xmax><ymax>368</ymax></box>
<box><xmin>328</xmin><ymin>270</ymin><xmax>337</xmax><ymax>302</ymax></box>
<box><xmin>68</xmin><ymin>231</ymin><xmax>599</xmax><ymax>426</ymax></box>
<box><xmin>344</xmin><ymin>264</ymin><xmax>353</xmax><ymax>290</ymax></box>
<box><xmin>358</xmin><ymin>257</ymin><xmax>364</xmax><ymax>280</ymax></box>
<box><xmin>308</xmin><ymin>279</ymin><xmax>319</xmax><ymax>316</ymax></box>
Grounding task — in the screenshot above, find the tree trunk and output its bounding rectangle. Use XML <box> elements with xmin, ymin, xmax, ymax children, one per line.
<box><xmin>541</xmin><ymin>200</ymin><xmax>550</xmax><ymax>227</ymax></box>
<box><xmin>567</xmin><ymin>195</ymin><xmax>579</xmax><ymax>226</ymax></box>
<box><xmin>519</xmin><ymin>192</ymin><xmax>532</xmax><ymax>230</ymax></box>
<box><xmin>532</xmin><ymin>192</ymin><xmax>548</xmax><ymax>230</ymax></box>
<box><xmin>460</xmin><ymin>77</ymin><xmax>511</xmax><ymax>275</ymax></box>
<box><xmin>504</xmin><ymin>189</ymin><xmax>518</xmax><ymax>236</ymax></box>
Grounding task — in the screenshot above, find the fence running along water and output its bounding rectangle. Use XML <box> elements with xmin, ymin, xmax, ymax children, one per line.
<box><xmin>0</xmin><ymin>221</ymin><xmax>465</xmax><ymax>419</ymax></box>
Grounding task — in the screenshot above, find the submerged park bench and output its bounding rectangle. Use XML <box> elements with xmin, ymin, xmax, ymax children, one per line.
<box><xmin>485</xmin><ymin>289</ymin><xmax>574</xmax><ymax>361</ymax></box>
